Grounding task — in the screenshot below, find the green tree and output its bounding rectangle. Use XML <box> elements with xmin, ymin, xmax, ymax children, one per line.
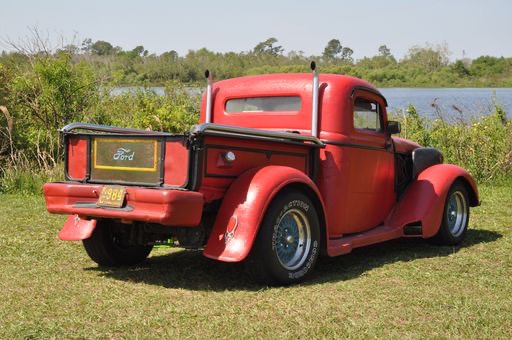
<box><xmin>57</xmin><ymin>44</ymin><xmax>79</xmax><ymax>55</ymax></box>
<box><xmin>403</xmin><ymin>43</ymin><xmax>450</xmax><ymax>73</ymax></box>
<box><xmin>341</xmin><ymin>47</ymin><xmax>354</xmax><ymax>63</ymax></box>
<box><xmin>452</xmin><ymin>60</ymin><xmax>469</xmax><ymax>77</ymax></box>
<box><xmin>7</xmin><ymin>53</ymin><xmax>99</xmax><ymax>161</ymax></box>
<box><xmin>132</xmin><ymin>45</ymin><xmax>148</xmax><ymax>57</ymax></box>
<box><xmin>0</xmin><ymin>63</ymin><xmax>9</xmax><ymax>103</ymax></box>
<box><xmin>253</xmin><ymin>38</ymin><xmax>284</xmax><ymax>56</ymax></box>
<box><xmin>161</xmin><ymin>50</ymin><xmax>178</xmax><ymax>61</ymax></box>
<box><xmin>81</xmin><ymin>38</ymin><xmax>92</xmax><ymax>53</ymax></box>
<box><xmin>470</xmin><ymin>56</ymin><xmax>506</xmax><ymax>76</ymax></box>
<box><xmin>91</xmin><ymin>40</ymin><xmax>115</xmax><ymax>56</ymax></box>
<box><xmin>322</xmin><ymin>39</ymin><xmax>343</xmax><ymax>62</ymax></box>
<box><xmin>378</xmin><ymin>45</ymin><xmax>391</xmax><ymax>58</ymax></box>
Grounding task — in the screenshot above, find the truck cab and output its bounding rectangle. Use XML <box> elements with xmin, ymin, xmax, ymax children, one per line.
<box><xmin>44</xmin><ymin>68</ymin><xmax>479</xmax><ymax>285</ymax></box>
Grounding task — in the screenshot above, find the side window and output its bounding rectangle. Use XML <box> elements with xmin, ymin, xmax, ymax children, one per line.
<box><xmin>353</xmin><ymin>97</ymin><xmax>382</xmax><ymax>131</ymax></box>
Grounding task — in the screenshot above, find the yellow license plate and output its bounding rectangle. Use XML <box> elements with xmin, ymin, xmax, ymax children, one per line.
<box><xmin>97</xmin><ymin>185</ymin><xmax>126</xmax><ymax>208</ymax></box>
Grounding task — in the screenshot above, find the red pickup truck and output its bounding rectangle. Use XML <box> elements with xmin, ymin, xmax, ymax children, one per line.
<box><xmin>44</xmin><ymin>64</ymin><xmax>479</xmax><ymax>285</ymax></box>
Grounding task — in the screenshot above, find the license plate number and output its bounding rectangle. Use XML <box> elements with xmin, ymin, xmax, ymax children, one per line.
<box><xmin>97</xmin><ymin>185</ymin><xmax>126</xmax><ymax>208</ymax></box>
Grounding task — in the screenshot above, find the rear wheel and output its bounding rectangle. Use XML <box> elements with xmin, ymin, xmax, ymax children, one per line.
<box><xmin>83</xmin><ymin>220</ymin><xmax>153</xmax><ymax>266</ymax></box>
<box><xmin>245</xmin><ymin>190</ymin><xmax>320</xmax><ymax>285</ymax></box>
<box><xmin>429</xmin><ymin>181</ymin><xmax>470</xmax><ymax>245</ymax></box>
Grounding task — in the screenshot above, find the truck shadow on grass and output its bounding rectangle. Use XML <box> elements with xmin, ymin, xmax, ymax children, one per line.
<box><xmin>88</xmin><ymin>228</ymin><xmax>501</xmax><ymax>291</ymax></box>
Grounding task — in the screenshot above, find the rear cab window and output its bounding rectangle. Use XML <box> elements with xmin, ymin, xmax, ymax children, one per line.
<box><xmin>225</xmin><ymin>96</ymin><xmax>301</xmax><ymax>113</ymax></box>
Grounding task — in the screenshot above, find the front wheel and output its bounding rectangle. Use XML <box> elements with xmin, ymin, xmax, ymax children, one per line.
<box><xmin>83</xmin><ymin>220</ymin><xmax>153</xmax><ymax>266</ymax></box>
<box><xmin>429</xmin><ymin>180</ymin><xmax>470</xmax><ymax>245</ymax></box>
<box><xmin>245</xmin><ymin>190</ymin><xmax>321</xmax><ymax>285</ymax></box>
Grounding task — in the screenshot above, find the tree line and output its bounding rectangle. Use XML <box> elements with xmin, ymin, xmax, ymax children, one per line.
<box><xmin>0</xmin><ymin>35</ymin><xmax>511</xmax><ymax>193</ymax></box>
<box><xmin>2</xmin><ymin>37</ymin><xmax>512</xmax><ymax>87</ymax></box>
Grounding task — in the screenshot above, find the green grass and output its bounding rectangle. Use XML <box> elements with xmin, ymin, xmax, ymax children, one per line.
<box><xmin>1</xmin><ymin>182</ymin><xmax>511</xmax><ymax>338</ymax></box>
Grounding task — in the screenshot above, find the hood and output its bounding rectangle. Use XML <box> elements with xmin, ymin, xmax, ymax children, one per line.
<box><xmin>392</xmin><ymin>137</ymin><xmax>421</xmax><ymax>154</ymax></box>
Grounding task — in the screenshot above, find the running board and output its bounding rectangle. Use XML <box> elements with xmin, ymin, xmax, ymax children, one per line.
<box><xmin>327</xmin><ymin>224</ymin><xmax>404</xmax><ymax>257</ymax></box>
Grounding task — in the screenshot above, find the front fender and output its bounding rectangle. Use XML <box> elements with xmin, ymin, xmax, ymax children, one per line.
<box><xmin>203</xmin><ymin>166</ymin><xmax>325</xmax><ymax>262</ymax></box>
<box><xmin>387</xmin><ymin>164</ymin><xmax>479</xmax><ymax>238</ymax></box>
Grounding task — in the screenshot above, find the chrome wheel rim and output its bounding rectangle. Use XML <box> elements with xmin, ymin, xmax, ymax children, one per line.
<box><xmin>275</xmin><ymin>208</ymin><xmax>311</xmax><ymax>271</ymax></box>
<box><xmin>446</xmin><ymin>191</ymin><xmax>468</xmax><ymax>237</ymax></box>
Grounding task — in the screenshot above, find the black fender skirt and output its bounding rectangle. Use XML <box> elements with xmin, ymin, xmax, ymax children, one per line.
<box><xmin>412</xmin><ymin>147</ymin><xmax>444</xmax><ymax>178</ymax></box>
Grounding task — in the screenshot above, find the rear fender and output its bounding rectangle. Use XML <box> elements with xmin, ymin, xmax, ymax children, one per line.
<box><xmin>203</xmin><ymin>166</ymin><xmax>325</xmax><ymax>262</ymax></box>
<box><xmin>387</xmin><ymin>164</ymin><xmax>479</xmax><ymax>238</ymax></box>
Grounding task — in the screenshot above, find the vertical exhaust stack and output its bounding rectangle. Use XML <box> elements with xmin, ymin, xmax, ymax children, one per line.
<box><xmin>311</xmin><ymin>61</ymin><xmax>319</xmax><ymax>138</ymax></box>
<box><xmin>205</xmin><ymin>69</ymin><xmax>213</xmax><ymax>124</ymax></box>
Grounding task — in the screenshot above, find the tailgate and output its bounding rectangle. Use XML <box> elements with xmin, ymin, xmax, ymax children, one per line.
<box><xmin>64</xmin><ymin>129</ymin><xmax>190</xmax><ymax>188</ymax></box>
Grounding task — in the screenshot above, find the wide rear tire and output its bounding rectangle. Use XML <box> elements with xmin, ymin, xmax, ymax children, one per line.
<box><xmin>245</xmin><ymin>189</ymin><xmax>320</xmax><ymax>285</ymax></box>
<box><xmin>83</xmin><ymin>220</ymin><xmax>153</xmax><ymax>266</ymax></box>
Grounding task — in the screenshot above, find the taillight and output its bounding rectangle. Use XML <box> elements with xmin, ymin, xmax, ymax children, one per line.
<box><xmin>66</xmin><ymin>136</ymin><xmax>88</xmax><ymax>181</ymax></box>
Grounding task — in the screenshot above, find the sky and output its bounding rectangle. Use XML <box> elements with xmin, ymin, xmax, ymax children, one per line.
<box><xmin>1</xmin><ymin>0</ymin><xmax>511</xmax><ymax>61</ymax></box>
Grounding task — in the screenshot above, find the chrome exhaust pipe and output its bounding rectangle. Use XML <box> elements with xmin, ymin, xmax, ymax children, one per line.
<box><xmin>310</xmin><ymin>61</ymin><xmax>319</xmax><ymax>138</ymax></box>
<box><xmin>205</xmin><ymin>69</ymin><xmax>213</xmax><ymax>123</ymax></box>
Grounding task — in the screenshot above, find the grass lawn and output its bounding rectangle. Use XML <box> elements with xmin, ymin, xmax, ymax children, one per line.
<box><xmin>0</xmin><ymin>182</ymin><xmax>511</xmax><ymax>338</ymax></box>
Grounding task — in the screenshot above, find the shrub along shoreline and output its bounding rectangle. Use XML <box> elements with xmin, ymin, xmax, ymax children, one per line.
<box><xmin>391</xmin><ymin>102</ymin><xmax>511</xmax><ymax>182</ymax></box>
<box><xmin>0</xmin><ymin>53</ymin><xmax>510</xmax><ymax>194</ymax></box>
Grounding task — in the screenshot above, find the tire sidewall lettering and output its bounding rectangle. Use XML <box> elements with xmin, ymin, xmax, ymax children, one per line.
<box><xmin>289</xmin><ymin>240</ymin><xmax>318</xmax><ymax>279</ymax></box>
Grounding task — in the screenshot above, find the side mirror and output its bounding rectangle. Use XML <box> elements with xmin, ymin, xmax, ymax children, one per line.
<box><xmin>387</xmin><ymin>120</ymin><xmax>401</xmax><ymax>135</ymax></box>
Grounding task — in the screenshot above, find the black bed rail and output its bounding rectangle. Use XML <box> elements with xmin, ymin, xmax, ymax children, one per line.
<box><xmin>191</xmin><ymin>123</ymin><xmax>325</xmax><ymax>147</ymax></box>
<box><xmin>60</xmin><ymin>122</ymin><xmax>178</xmax><ymax>137</ymax></box>
<box><xmin>61</xmin><ymin>122</ymin><xmax>325</xmax><ymax>147</ymax></box>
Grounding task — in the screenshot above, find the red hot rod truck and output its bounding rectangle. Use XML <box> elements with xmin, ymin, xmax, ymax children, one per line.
<box><xmin>44</xmin><ymin>64</ymin><xmax>479</xmax><ymax>285</ymax></box>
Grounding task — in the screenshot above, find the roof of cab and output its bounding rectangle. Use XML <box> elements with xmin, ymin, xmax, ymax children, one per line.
<box><xmin>212</xmin><ymin>73</ymin><xmax>382</xmax><ymax>100</ymax></box>
<box><xmin>201</xmin><ymin>73</ymin><xmax>387</xmax><ymax>133</ymax></box>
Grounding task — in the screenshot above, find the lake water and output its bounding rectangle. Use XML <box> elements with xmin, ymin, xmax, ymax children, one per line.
<box><xmin>379</xmin><ymin>88</ymin><xmax>512</xmax><ymax>119</ymax></box>
<box><xmin>113</xmin><ymin>87</ymin><xmax>512</xmax><ymax>119</ymax></box>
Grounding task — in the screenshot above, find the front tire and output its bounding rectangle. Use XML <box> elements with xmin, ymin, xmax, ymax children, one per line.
<box><xmin>83</xmin><ymin>220</ymin><xmax>153</xmax><ymax>266</ymax></box>
<box><xmin>245</xmin><ymin>190</ymin><xmax>321</xmax><ymax>285</ymax></box>
<box><xmin>429</xmin><ymin>180</ymin><xmax>470</xmax><ymax>245</ymax></box>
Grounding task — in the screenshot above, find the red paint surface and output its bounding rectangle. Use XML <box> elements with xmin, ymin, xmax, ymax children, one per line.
<box><xmin>58</xmin><ymin>215</ymin><xmax>97</xmax><ymax>240</ymax></box>
<box><xmin>164</xmin><ymin>140</ymin><xmax>189</xmax><ymax>186</ymax></box>
<box><xmin>393</xmin><ymin>137</ymin><xmax>421</xmax><ymax>154</ymax></box>
<box><xmin>44</xmin><ymin>183</ymin><xmax>204</xmax><ymax>226</ymax></box>
<box><xmin>199</xmin><ymin>74</ymin><xmax>376</xmax><ymax>137</ymax></box>
<box><xmin>204</xmin><ymin>147</ymin><xmax>306</xmax><ymax>177</ymax></box>
<box><xmin>45</xmin><ymin>73</ymin><xmax>479</xmax><ymax>263</ymax></box>
<box><xmin>67</xmin><ymin>136</ymin><xmax>87</xmax><ymax>180</ymax></box>
<box><xmin>198</xmin><ymin>135</ymin><xmax>313</xmax><ymax>203</ymax></box>
<box><xmin>203</xmin><ymin>166</ymin><xmax>325</xmax><ymax>262</ymax></box>
<box><xmin>386</xmin><ymin>164</ymin><xmax>479</xmax><ymax>238</ymax></box>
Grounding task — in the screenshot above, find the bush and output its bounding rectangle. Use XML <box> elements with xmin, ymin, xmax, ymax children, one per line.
<box><xmin>5</xmin><ymin>53</ymin><xmax>99</xmax><ymax>164</ymax></box>
<box><xmin>0</xmin><ymin>54</ymin><xmax>200</xmax><ymax>194</ymax></box>
<box><xmin>98</xmin><ymin>81</ymin><xmax>199</xmax><ymax>132</ymax></box>
<box><xmin>1</xmin><ymin>49</ymin><xmax>511</xmax><ymax>193</ymax></box>
<box><xmin>0</xmin><ymin>152</ymin><xmax>62</xmax><ymax>194</ymax></box>
<box><xmin>392</xmin><ymin>101</ymin><xmax>512</xmax><ymax>182</ymax></box>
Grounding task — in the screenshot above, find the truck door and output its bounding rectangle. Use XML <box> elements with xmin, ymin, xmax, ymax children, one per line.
<box><xmin>343</xmin><ymin>92</ymin><xmax>395</xmax><ymax>233</ymax></box>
